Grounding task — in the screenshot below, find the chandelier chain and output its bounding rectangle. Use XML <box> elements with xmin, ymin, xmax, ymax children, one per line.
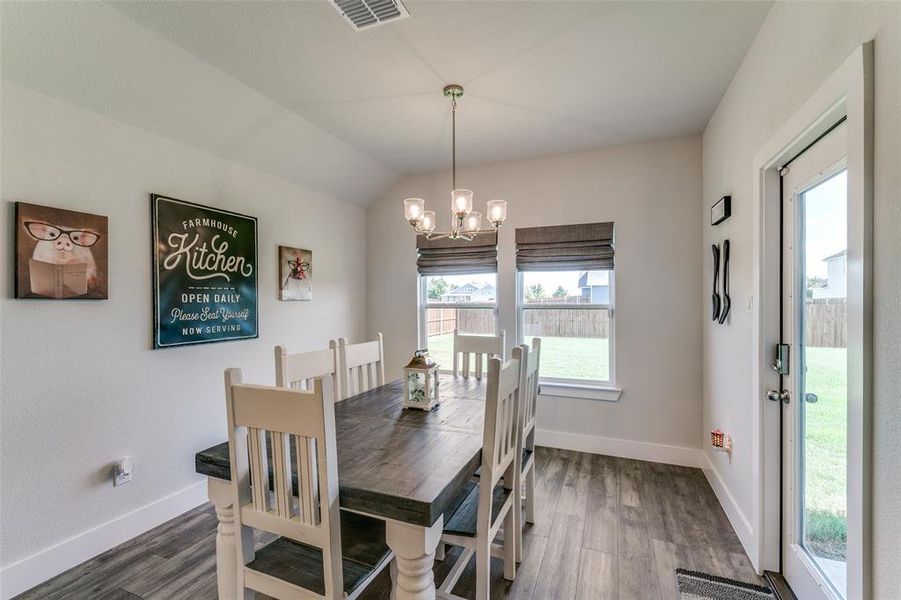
<box><xmin>451</xmin><ymin>95</ymin><xmax>456</xmax><ymax>189</ymax></box>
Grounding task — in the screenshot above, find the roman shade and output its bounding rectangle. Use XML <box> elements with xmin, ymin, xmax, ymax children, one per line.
<box><xmin>515</xmin><ymin>222</ymin><xmax>614</xmax><ymax>271</ymax></box>
<box><xmin>416</xmin><ymin>232</ymin><xmax>498</xmax><ymax>275</ymax></box>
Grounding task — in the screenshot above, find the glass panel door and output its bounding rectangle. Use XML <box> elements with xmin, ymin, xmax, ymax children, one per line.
<box><xmin>781</xmin><ymin>119</ymin><xmax>848</xmax><ymax>600</ymax></box>
<box><xmin>798</xmin><ymin>170</ymin><xmax>848</xmax><ymax>596</ymax></box>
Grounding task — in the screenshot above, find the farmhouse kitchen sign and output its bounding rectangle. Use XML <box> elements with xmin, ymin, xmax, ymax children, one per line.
<box><xmin>151</xmin><ymin>194</ymin><xmax>258</xmax><ymax>348</ymax></box>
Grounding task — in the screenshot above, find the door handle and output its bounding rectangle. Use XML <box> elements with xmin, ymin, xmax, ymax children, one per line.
<box><xmin>766</xmin><ymin>389</ymin><xmax>790</xmax><ymax>404</ymax></box>
<box><xmin>804</xmin><ymin>393</ymin><xmax>818</xmax><ymax>404</ymax></box>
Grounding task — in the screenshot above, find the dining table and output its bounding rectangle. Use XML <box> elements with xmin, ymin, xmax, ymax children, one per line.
<box><xmin>195</xmin><ymin>374</ymin><xmax>488</xmax><ymax>600</ymax></box>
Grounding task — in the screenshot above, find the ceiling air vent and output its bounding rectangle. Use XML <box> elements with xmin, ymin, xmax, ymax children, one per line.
<box><xmin>331</xmin><ymin>0</ymin><xmax>410</xmax><ymax>31</ymax></box>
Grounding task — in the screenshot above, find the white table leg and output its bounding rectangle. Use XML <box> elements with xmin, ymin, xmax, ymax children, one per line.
<box><xmin>208</xmin><ymin>477</ymin><xmax>254</xmax><ymax>600</ymax></box>
<box><xmin>385</xmin><ymin>516</ymin><xmax>444</xmax><ymax>600</ymax></box>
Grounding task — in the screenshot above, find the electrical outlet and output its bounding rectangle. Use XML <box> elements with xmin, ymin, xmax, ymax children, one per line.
<box><xmin>114</xmin><ymin>456</ymin><xmax>134</xmax><ymax>487</ymax></box>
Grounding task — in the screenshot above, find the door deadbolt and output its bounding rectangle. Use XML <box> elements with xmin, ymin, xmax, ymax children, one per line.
<box><xmin>766</xmin><ymin>389</ymin><xmax>790</xmax><ymax>404</ymax></box>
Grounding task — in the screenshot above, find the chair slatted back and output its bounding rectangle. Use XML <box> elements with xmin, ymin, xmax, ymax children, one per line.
<box><xmin>225</xmin><ymin>369</ymin><xmax>343</xmax><ymax>598</ymax></box>
<box><xmin>481</xmin><ymin>356</ymin><xmax>522</xmax><ymax>489</ymax></box>
<box><xmin>338</xmin><ymin>333</ymin><xmax>385</xmax><ymax>398</ymax></box>
<box><xmin>452</xmin><ymin>330</ymin><xmax>505</xmax><ymax>379</ymax></box>
<box><xmin>275</xmin><ymin>341</ymin><xmax>342</xmax><ymax>402</ymax></box>
<box><xmin>518</xmin><ymin>338</ymin><xmax>541</xmax><ymax>439</ymax></box>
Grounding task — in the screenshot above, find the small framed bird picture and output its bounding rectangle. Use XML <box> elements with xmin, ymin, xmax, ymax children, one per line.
<box><xmin>278</xmin><ymin>245</ymin><xmax>312</xmax><ymax>301</ymax></box>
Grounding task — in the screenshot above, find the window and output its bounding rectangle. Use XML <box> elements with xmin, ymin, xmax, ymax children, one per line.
<box><xmin>517</xmin><ymin>270</ymin><xmax>614</xmax><ymax>384</ymax></box>
<box><xmin>419</xmin><ymin>273</ymin><xmax>498</xmax><ymax>370</ymax></box>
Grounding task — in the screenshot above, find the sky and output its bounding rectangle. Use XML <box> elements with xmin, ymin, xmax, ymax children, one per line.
<box><xmin>803</xmin><ymin>170</ymin><xmax>847</xmax><ymax>280</ymax></box>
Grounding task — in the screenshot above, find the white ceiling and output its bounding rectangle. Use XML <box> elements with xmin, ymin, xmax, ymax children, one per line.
<box><xmin>2</xmin><ymin>1</ymin><xmax>772</xmax><ymax>204</ymax></box>
<box><xmin>112</xmin><ymin>1</ymin><xmax>771</xmax><ymax>171</ymax></box>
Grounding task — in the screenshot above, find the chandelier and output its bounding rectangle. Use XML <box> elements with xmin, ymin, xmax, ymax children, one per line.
<box><xmin>403</xmin><ymin>85</ymin><xmax>507</xmax><ymax>240</ymax></box>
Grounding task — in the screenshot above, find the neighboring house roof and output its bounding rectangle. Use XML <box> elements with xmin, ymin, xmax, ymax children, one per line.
<box><xmin>578</xmin><ymin>270</ymin><xmax>610</xmax><ymax>288</ymax></box>
<box><xmin>475</xmin><ymin>284</ymin><xmax>496</xmax><ymax>297</ymax></box>
<box><xmin>823</xmin><ymin>249</ymin><xmax>847</xmax><ymax>262</ymax></box>
<box><xmin>444</xmin><ymin>283</ymin><xmax>480</xmax><ymax>296</ymax></box>
<box><xmin>442</xmin><ymin>283</ymin><xmax>496</xmax><ymax>300</ymax></box>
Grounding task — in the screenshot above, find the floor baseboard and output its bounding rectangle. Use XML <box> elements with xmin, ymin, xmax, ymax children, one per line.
<box><xmin>0</xmin><ymin>480</ymin><xmax>207</xmax><ymax>600</ymax></box>
<box><xmin>701</xmin><ymin>451</ymin><xmax>757</xmax><ymax>566</ymax></box>
<box><xmin>535</xmin><ymin>428</ymin><xmax>704</xmax><ymax>468</ymax></box>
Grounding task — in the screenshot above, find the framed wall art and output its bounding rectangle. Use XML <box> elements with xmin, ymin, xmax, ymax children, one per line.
<box><xmin>15</xmin><ymin>202</ymin><xmax>108</xmax><ymax>299</ymax></box>
<box><xmin>151</xmin><ymin>194</ymin><xmax>258</xmax><ymax>349</ymax></box>
<box><xmin>278</xmin><ymin>245</ymin><xmax>312</xmax><ymax>301</ymax></box>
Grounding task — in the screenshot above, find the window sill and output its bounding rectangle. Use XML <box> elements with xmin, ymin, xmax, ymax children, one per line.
<box><xmin>538</xmin><ymin>381</ymin><xmax>622</xmax><ymax>402</ymax></box>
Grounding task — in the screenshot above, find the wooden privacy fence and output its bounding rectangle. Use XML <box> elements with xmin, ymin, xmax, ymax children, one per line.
<box><xmin>805</xmin><ymin>298</ymin><xmax>846</xmax><ymax>348</ymax></box>
<box><xmin>522</xmin><ymin>308</ymin><xmax>609</xmax><ymax>338</ymax></box>
<box><xmin>427</xmin><ymin>307</ymin><xmax>458</xmax><ymax>336</ymax></box>
<box><xmin>428</xmin><ymin>307</ymin><xmax>610</xmax><ymax>338</ymax></box>
<box><xmin>426</xmin><ymin>308</ymin><xmax>496</xmax><ymax>336</ymax></box>
<box><xmin>430</xmin><ymin>300</ymin><xmax>841</xmax><ymax>345</ymax></box>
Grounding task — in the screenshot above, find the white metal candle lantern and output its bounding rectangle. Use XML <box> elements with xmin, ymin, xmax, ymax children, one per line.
<box><xmin>403</xmin><ymin>350</ymin><xmax>440</xmax><ymax>411</ymax></box>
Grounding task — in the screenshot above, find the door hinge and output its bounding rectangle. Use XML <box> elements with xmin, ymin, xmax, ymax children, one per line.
<box><xmin>773</xmin><ymin>343</ymin><xmax>789</xmax><ymax>375</ymax></box>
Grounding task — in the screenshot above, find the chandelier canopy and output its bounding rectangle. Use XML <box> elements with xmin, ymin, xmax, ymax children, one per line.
<box><xmin>403</xmin><ymin>85</ymin><xmax>507</xmax><ymax>241</ymax></box>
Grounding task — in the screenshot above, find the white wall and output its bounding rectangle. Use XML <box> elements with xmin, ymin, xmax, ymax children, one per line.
<box><xmin>0</xmin><ymin>83</ymin><xmax>367</xmax><ymax>594</ymax></box>
<box><xmin>700</xmin><ymin>2</ymin><xmax>900</xmax><ymax>594</ymax></box>
<box><xmin>367</xmin><ymin>137</ymin><xmax>703</xmax><ymax>456</ymax></box>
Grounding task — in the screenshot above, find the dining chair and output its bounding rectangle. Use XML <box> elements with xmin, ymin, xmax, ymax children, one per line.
<box><xmin>513</xmin><ymin>339</ymin><xmax>540</xmax><ymax>563</ymax></box>
<box><xmin>437</xmin><ymin>355</ymin><xmax>522</xmax><ymax>600</ymax></box>
<box><xmin>275</xmin><ymin>341</ymin><xmax>342</xmax><ymax>402</ymax></box>
<box><xmin>224</xmin><ymin>369</ymin><xmax>393</xmax><ymax>599</ymax></box>
<box><xmin>460</xmin><ymin>342</ymin><xmax>538</xmax><ymax>566</ymax></box>
<box><xmin>451</xmin><ymin>329</ymin><xmax>505</xmax><ymax>379</ymax></box>
<box><xmin>337</xmin><ymin>333</ymin><xmax>385</xmax><ymax>398</ymax></box>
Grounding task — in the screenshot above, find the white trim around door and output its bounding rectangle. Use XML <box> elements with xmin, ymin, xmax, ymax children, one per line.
<box><xmin>751</xmin><ymin>42</ymin><xmax>873</xmax><ymax>599</ymax></box>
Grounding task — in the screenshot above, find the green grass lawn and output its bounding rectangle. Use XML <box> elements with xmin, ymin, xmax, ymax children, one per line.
<box><xmin>425</xmin><ymin>332</ymin><xmax>610</xmax><ymax>381</ymax></box>
<box><xmin>803</xmin><ymin>346</ymin><xmax>848</xmax><ymax>561</ymax></box>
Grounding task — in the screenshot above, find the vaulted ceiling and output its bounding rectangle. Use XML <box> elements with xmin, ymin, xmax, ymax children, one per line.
<box><xmin>2</xmin><ymin>1</ymin><xmax>772</xmax><ymax>205</ymax></box>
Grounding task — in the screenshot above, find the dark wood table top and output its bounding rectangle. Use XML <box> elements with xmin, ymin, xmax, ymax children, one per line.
<box><xmin>195</xmin><ymin>375</ymin><xmax>487</xmax><ymax>527</ymax></box>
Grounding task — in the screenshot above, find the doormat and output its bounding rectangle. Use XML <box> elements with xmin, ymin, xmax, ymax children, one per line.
<box><xmin>676</xmin><ymin>569</ymin><xmax>776</xmax><ymax>600</ymax></box>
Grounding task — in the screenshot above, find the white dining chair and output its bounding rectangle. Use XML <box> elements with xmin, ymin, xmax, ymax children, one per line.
<box><xmin>224</xmin><ymin>369</ymin><xmax>393</xmax><ymax>599</ymax></box>
<box><xmin>437</xmin><ymin>355</ymin><xmax>522</xmax><ymax>600</ymax></box>
<box><xmin>274</xmin><ymin>341</ymin><xmax>342</xmax><ymax>402</ymax></box>
<box><xmin>337</xmin><ymin>333</ymin><xmax>385</xmax><ymax>398</ymax></box>
<box><xmin>512</xmin><ymin>339</ymin><xmax>540</xmax><ymax>563</ymax></box>
<box><xmin>451</xmin><ymin>329</ymin><xmax>505</xmax><ymax>379</ymax></box>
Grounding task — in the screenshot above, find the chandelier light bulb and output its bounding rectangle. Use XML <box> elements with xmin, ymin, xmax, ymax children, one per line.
<box><xmin>463</xmin><ymin>211</ymin><xmax>482</xmax><ymax>234</ymax></box>
<box><xmin>486</xmin><ymin>199</ymin><xmax>507</xmax><ymax>225</ymax></box>
<box><xmin>451</xmin><ymin>189</ymin><xmax>473</xmax><ymax>217</ymax></box>
<box><xmin>404</xmin><ymin>198</ymin><xmax>425</xmax><ymax>224</ymax></box>
<box><xmin>417</xmin><ymin>210</ymin><xmax>436</xmax><ymax>234</ymax></box>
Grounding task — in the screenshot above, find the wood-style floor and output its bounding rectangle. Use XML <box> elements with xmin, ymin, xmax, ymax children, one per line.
<box><xmin>14</xmin><ymin>448</ymin><xmax>765</xmax><ymax>600</ymax></box>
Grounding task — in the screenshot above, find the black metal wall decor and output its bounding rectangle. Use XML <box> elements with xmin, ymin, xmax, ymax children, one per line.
<box><xmin>719</xmin><ymin>239</ymin><xmax>731</xmax><ymax>324</ymax></box>
<box><xmin>712</xmin><ymin>243</ymin><xmax>721</xmax><ymax>322</ymax></box>
<box><xmin>711</xmin><ymin>195</ymin><xmax>731</xmax><ymax>226</ymax></box>
<box><xmin>711</xmin><ymin>239</ymin><xmax>731</xmax><ymax>324</ymax></box>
